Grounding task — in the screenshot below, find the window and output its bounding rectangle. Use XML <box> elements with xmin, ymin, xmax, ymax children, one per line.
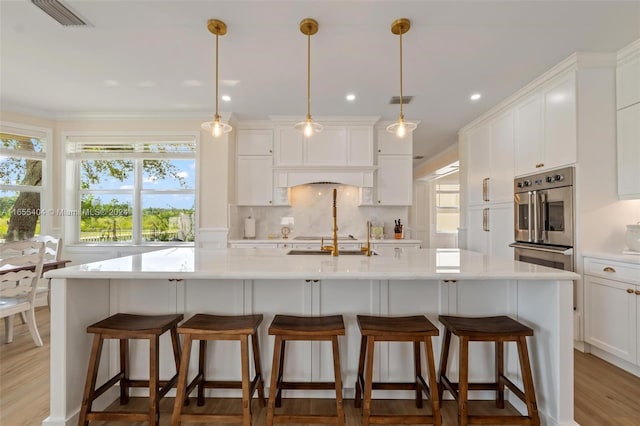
<box><xmin>0</xmin><ymin>123</ymin><xmax>51</xmax><ymax>242</ymax></box>
<box><xmin>66</xmin><ymin>133</ymin><xmax>197</xmax><ymax>244</ymax></box>
<box><xmin>434</xmin><ymin>177</ymin><xmax>460</xmax><ymax>234</ymax></box>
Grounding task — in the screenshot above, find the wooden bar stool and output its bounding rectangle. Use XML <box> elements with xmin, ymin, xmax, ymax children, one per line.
<box><xmin>354</xmin><ymin>315</ymin><xmax>442</xmax><ymax>426</ymax></box>
<box><xmin>171</xmin><ymin>313</ymin><xmax>266</xmax><ymax>426</ymax></box>
<box><xmin>78</xmin><ymin>313</ymin><xmax>183</xmax><ymax>426</ymax></box>
<box><xmin>266</xmin><ymin>314</ymin><xmax>345</xmax><ymax>426</ymax></box>
<box><xmin>437</xmin><ymin>315</ymin><xmax>540</xmax><ymax>426</ymax></box>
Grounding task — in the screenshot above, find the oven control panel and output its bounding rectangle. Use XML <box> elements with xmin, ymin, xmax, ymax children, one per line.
<box><xmin>514</xmin><ymin>166</ymin><xmax>574</xmax><ymax>193</ymax></box>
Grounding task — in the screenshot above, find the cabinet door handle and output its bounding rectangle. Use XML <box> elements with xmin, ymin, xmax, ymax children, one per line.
<box><xmin>482</xmin><ymin>208</ymin><xmax>489</xmax><ymax>232</ymax></box>
<box><xmin>635</xmin><ymin>290</ymin><xmax>640</xmax><ymax>296</ymax></box>
<box><xmin>443</xmin><ymin>280</ymin><xmax>457</xmax><ymax>283</ymax></box>
<box><xmin>602</xmin><ymin>267</ymin><xmax>616</xmax><ymax>273</ymax></box>
<box><xmin>482</xmin><ymin>177</ymin><xmax>490</xmax><ymax>202</ymax></box>
<box><xmin>627</xmin><ymin>288</ymin><xmax>635</xmax><ymax>294</ymax></box>
<box><xmin>535</xmin><ymin>163</ymin><xmax>544</xmax><ymax>168</ymax></box>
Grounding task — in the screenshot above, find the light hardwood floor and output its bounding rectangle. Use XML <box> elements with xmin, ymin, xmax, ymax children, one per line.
<box><xmin>2</xmin><ymin>309</ymin><xmax>640</xmax><ymax>425</ymax></box>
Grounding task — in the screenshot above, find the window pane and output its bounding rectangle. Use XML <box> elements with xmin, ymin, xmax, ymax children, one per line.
<box><xmin>81</xmin><ymin>160</ymin><xmax>134</xmax><ymax>190</ymax></box>
<box><xmin>142</xmin><ymin>194</ymin><xmax>195</xmax><ymax>242</ymax></box>
<box><xmin>436</xmin><ymin>192</ymin><xmax>459</xmax><ymax>208</ymax></box>
<box><xmin>80</xmin><ymin>194</ymin><xmax>132</xmax><ymax>243</ymax></box>
<box><xmin>436</xmin><ymin>211</ymin><xmax>460</xmax><ymax>233</ymax></box>
<box><xmin>1</xmin><ymin>134</ymin><xmax>44</xmax><ymax>152</ymax></box>
<box><xmin>0</xmin><ymin>190</ymin><xmax>41</xmax><ymax>241</ymax></box>
<box><xmin>0</xmin><ymin>157</ymin><xmax>43</xmax><ymax>186</ymax></box>
<box><xmin>143</xmin><ymin>159</ymin><xmax>195</xmax><ymax>189</ymax></box>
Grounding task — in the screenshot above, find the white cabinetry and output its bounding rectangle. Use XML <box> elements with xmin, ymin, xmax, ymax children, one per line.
<box><xmin>236</xmin><ymin>156</ymin><xmax>273</xmax><ymax>206</ymax></box>
<box><xmin>467</xmin><ymin>204</ymin><xmax>513</xmax><ymax>259</ymax></box>
<box><xmin>616</xmin><ymin>40</ymin><xmax>640</xmax><ymax>199</ymax></box>
<box><xmin>236</xmin><ymin>129</ymin><xmax>275</xmax><ymax>206</ymax></box>
<box><xmin>274</xmin><ymin>125</ymin><xmax>373</xmax><ymax>167</ymax></box>
<box><xmin>465</xmin><ymin>112</ymin><xmax>514</xmax><ymax>206</ymax></box>
<box><xmin>514</xmin><ymin>72</ymin><xmax>577</xmax><ymax>176</ymax></box>
<box><xmin>376</xmin><ymin>129</ymin><xmax>413</xmax><ymax>155</ymax></box>
<box><xmin>376</xmin><ymin>155</ymin><xmax>413</xmax><ymax>205</ymax></box>
<box><xmin>584</xmin><ymin>257</ymin><xmax>640</xmax><ymax>370</ymax></box>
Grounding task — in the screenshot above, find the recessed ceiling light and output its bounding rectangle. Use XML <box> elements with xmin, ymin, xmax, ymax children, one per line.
<box><xmin>470</xmin><ymin>93</ymin><xmax>482</xmax><ymax>101</ymax></box>
<box><xmin>221</xmin><ymin>95</ymin><xmax>231</xmax><ymax>102</ymax></box>
<box><xmin>346</xmin><ymin>93</ymin><xmax>356</xmax><ymax>101</ymax></box>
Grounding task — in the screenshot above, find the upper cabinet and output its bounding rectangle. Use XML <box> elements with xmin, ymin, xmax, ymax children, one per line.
<box><xmin>376</xmin><ymin>155</ymin><xmax>413</xmax><ymax>205</ymax></box>
<box><xmin>273</xmin><ymin>124</ymin><xmax>374</xmax><ymax>167</ymax></box>
<box><xmin>465</xmin><ymin>111</ymin><xmax>514</xmax><ymax>206</ymax></box>
<box><xmin>236</xmin><ymin>129</ymin><xmax>275</xmax><ymax>206</ymax></box>
<box><xmin>514</xmin><ymin>72</ymin><xmax>576</xmax><ymax>176</ymax></box>
<box><xmin>376</xmin><ymin>129</ymin><xmax>413</xmax><ymax>155</ymax></box>
<box><xmin>617</xmin><ymin>39</ymin><xmax>640</xmax><ymax>199</ymax></box>
<box><xmin>617</xmin><ymin>47</ymin><xmax>640</xmax><ymax>110</ymax></box>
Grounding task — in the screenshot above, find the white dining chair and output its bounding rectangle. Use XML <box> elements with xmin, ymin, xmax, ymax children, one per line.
<box><xmin>0</xmin><ymin>240</ymin><xmax>46</xmax><ymax>347</ymax></box>
<box><xmin>30</xmin><ymin>235</ymin><xmax>63</xmax><ymax>308</ymax></box>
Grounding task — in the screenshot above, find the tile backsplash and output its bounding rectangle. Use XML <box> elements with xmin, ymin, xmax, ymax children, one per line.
<box><xmin>229</xmin><ymin>184</ymin><xmax>409</xmax><ymax>240</ymax></box>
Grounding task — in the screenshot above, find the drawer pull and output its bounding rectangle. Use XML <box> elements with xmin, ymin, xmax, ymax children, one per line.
<box><xmin>602</xmin><ymin>267</ymin><xmax>616</xmax><ymax>273</ymax></box>
<box><xmin>636</xmin><ymin>290</ymin><xmax>640</xmax><ymax>296</ymax></box>
<box><xmin>627</xmin><ymin>289</ymin><xmax>635</xmax><ymax>294</ymax></box>
<box><xmin>535</xmin><ymin>163</ymin><xmax>544</xmax><ymax>168</ymax></box>
<box><xmin>443</xmin><ymin>280</ymin><xmax>457</xmax><ymax>283</ymax></box>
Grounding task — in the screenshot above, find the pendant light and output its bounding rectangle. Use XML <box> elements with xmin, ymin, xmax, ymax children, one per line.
<box><xmin>294</xmin><ymin>18</ymin><xmax>323</xmax><ymax>137</ymax></box>
<box><xmin>201</xmin><ymin>19</ymin><xmax>232</xmax><ymax>138</ymax></box>
<box><xmin>386</xmin><ymin>18</ymin><xmax>417</xmax><ymax>138</ymax></box>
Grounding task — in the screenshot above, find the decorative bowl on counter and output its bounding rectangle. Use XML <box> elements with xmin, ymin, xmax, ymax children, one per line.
<box><xmin>625</xmin><ymin>223</ymin><xmax>640</xmax><ymax>252</ymax></box>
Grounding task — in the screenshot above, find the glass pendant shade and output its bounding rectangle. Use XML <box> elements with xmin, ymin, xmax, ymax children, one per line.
<box><xmin>387</xmin><ymin>18</ymin><xmax>417</xmax><ymax>138</ymax></box>
<box><xmin>201</xmin><ymin>19</ymin><xmax>232</xmax><ymax>137</ymax></box>
<box><xmin>295</xmin><ymin>18</ymin><xmax>322</xmax><ymax>137</ymax></box>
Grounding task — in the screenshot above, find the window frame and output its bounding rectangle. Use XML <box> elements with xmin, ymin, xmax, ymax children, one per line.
<box><xmin>432</xmin><ymin>177</ymin><xmax>460</xmax><ymax>235</ymax></box>
<box><xmin>63</xmin><ymin>131</ymin><xmax>199</xmax><ymax>246</ymax></box>
<box><xmin>0</xmin><ymin>121</ymin><xmax>53</xmax><ymax>239</ymax></box>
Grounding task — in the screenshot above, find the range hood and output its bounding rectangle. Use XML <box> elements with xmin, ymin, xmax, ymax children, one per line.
<box><xmin>274</xmin><ymin>166</ymin><xmax>376</xmax><ymax>188</ymax></box>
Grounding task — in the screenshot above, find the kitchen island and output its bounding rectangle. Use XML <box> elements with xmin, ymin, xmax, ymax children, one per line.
<box><xmin>43</xmin><ymin>247</ymin><xmax>578</xmax><ymax>426</ymax></box>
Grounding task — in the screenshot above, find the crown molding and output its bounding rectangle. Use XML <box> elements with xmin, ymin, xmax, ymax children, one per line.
<box><xmin>55</xmin><ymin>111</ymin><xmax>222</xmax><ymax>121</ymax></box>
<box><xmin>1</xmin><ymin>102</ymin><xmax>56</xmax><ymax>120</ymax></box>
<box><xmin>617</xmin><ymin>38</ymin><xmax>640</xmax><ymax>64</ymax></box>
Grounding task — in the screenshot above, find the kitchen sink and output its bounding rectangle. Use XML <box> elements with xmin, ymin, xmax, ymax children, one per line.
<box><xmin>286</xmin><ymin>250</ymin><xmax>377</xmax><ymax>256</ymax></box>
<box><xmin>293</xmin><ymin>236</ymin><xmax>357</xmax><ymax>241</ymax></box>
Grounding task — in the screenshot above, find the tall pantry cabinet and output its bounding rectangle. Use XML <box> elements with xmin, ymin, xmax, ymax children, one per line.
<box><xmin>460</xmin><ymin>52</ymin><xmax>618</xmax><ymax>344</ymax></box>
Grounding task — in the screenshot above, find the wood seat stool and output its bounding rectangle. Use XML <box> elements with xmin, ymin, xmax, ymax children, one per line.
<box><xmin>437</xmin><ymin>315</ymin><xmax>540</xmax><ymax>426</ymax></box>
<box><xmin>170</xmin><ymin>313</ymin><xmax>266</xmax><ymax>426</ymax></box>
<box><xmin>78</xmin><ymin>313</ymin><xmax>184</xmax><ymax>426</ymax></box>
<box><xmin>266</xmin><ymin>314</ymin><xmax>345</xmax><ymax>426</ymax></box>
<box><xmin>354</xmin><ymin>315</ymin><xmax>442</xmax><ymax>426</ymax></box>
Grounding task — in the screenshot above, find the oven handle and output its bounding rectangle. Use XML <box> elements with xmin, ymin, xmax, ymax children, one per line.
<box><xmin>509</xmin><ymin>242</ymin><xmax>573</xmax><ymax>256</ymax></box>
<box><xmin>532</xmin><ymin>190</ymin><xmax>539</xmax><ymax>243</ymax></box>
<box><xmin>527</xmin><ymin>191</ymin><xmax>533</xmax><ymax>242</ymax></box>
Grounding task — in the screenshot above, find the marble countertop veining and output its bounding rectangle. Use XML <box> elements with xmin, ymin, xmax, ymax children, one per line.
<box><xmin>228</xmin><ymin>238</ymin><xmax>422</xmax><ymax>244</ymax></box>
<box><xmin>45</xmin><ymin>247</ymin><xmax>579</xmax><ymax>281</ymax></box>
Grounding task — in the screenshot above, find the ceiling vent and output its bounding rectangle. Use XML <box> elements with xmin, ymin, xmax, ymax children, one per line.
<box><xmin>389</xmin><ymin>96</ymin><xmax>413</xmax><ymax>105</ymax></box>
<box><xmin>31</xmin><ymin>0</ymin><xmax>87</xmax><ymax>26</ymax></box>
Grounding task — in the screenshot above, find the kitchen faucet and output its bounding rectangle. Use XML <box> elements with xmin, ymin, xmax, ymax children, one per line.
<box><xmin>360</xmin><ymin>220</ymin><xmax>372</xmax><ymax>256</ymax></box>
<box><xmin>320</xmin><ymin>188</ymin><xmax>339</xmax><ymax>256</ymax></box>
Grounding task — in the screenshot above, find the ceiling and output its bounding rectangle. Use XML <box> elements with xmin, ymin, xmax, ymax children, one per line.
<box><xmin>1</xmin><ymin>1</ymin><xmax>639</xmax><ymax>164</ymax></box>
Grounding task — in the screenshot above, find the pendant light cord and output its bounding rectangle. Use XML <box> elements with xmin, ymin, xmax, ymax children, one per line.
<box><xmin>307</xmin><ymin>29</ymin><xmax>311</xmax><ymax>120</ymax></box>
<box><xmin>399</xmin><ymin>28</ymin><xmax>404</xmax><ymax>118</ymax></box>
<box><xmin>215</xmin><ymin>28</ymin><xmax>220</xmax><ymax>119</ymax></box>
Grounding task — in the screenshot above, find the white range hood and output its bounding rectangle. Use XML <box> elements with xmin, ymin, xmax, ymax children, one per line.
<box><xmin>274</xmin><ymin>166</ymin><xmax>376</xmax><ymax>188</ymax></box>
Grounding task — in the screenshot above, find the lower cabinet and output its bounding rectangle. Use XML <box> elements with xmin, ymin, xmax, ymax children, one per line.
<box><xmin>584</xmin><ymin>257</ymin><xmax>640</xmax><ymax>368</ymax></box>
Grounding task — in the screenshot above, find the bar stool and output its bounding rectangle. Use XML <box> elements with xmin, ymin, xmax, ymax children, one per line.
<box><xmin>78</xmin><ymin>313</ymin><xmax>183</xmax><ymax>426</ymax></box>
<box><xmin>437</xmin><ymin>315</ymin><xmax>540</xmax><ymax>426</ymax></box>
<box><xmin>354</xmin><ymin>315</ymin><xmax>442</xmax><ymax>426</ymax></box>
<box><xmin>266</xmin><ymin>314</ymin><xmax>345</xmax><ymax>426</ymax></box>
<box><xmin>171</xmin><ymin>313</ymin><xmax>266</xmax><ymax>425</ymax></box>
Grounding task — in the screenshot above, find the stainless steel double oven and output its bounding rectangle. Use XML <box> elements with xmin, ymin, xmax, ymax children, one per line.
<box><xmin>510</xmin><ymin>166</ymin><xmax>575</xmax><ymax>272</ymax></box>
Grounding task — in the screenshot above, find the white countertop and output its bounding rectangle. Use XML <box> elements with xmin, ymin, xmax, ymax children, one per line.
<box><xmin>45</xmin><ymin>247</ymin><xmax>579</xmax><ymax>281</ymax></box>
<box><xmin>582</xmin><ymin>251</ymin><xmax>640</xmax><ymax>265</ymax></box>
<box><xmin>229</xmin><ymin>238</ymin><xmax>422</xmax><ymax>245</ymax></box>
